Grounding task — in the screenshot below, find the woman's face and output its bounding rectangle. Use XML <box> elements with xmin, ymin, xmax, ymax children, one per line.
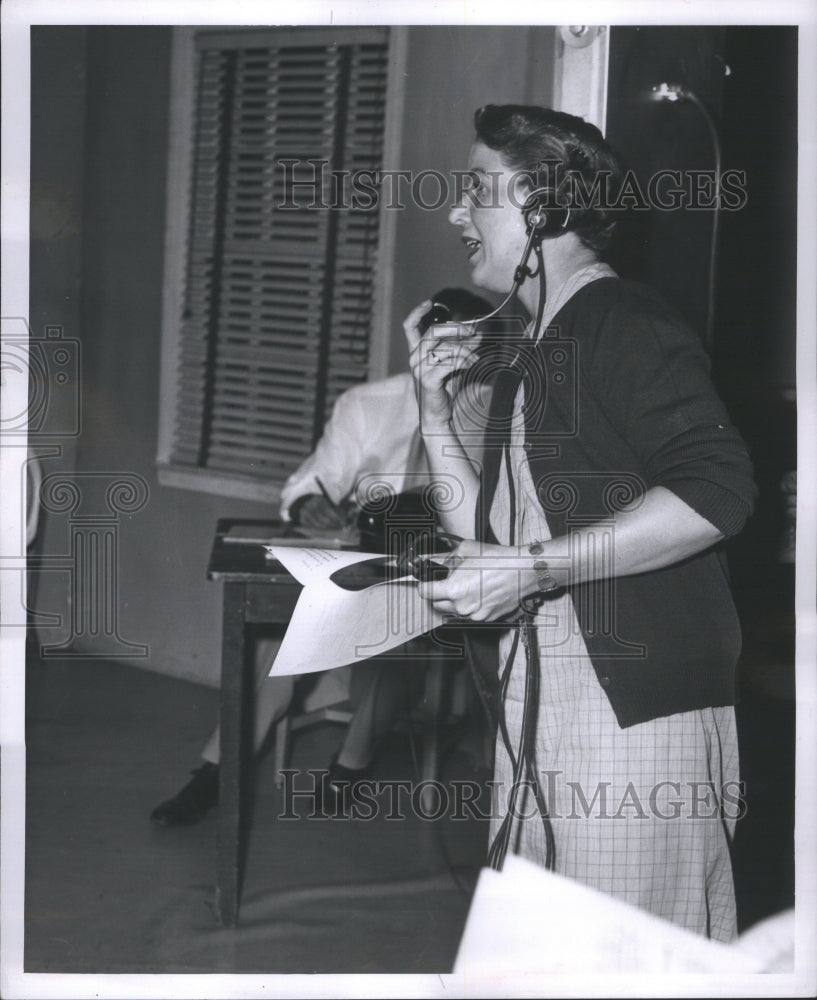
<box><xmin>448</xmin><ymin>142</ymin><xmax>530</xmax><ymax>295</ymax></box>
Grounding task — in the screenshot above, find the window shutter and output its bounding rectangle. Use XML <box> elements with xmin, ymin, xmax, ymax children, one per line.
<box><xmin>168</xmin><ymin>28</ymin><xmax>389</xmax><ymax>484</ymax></box>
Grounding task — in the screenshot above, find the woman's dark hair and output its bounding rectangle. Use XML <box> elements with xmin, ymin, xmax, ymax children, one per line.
<box><xmin>473</xmin><ymin>104</ymin><xmax>624</xmax><ymax>253</ymax></box>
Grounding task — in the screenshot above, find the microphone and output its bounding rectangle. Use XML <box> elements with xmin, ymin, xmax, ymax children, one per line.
<box><xmin>421</xmin><ymin>301</ymin><xmax>477</xmax><ymax>341</ymax></box>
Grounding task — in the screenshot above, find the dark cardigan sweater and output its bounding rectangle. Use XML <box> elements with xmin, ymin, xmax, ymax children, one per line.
<box><xmin>476</xmin><ymin>277</ymin><xmax>757</xmax><ymax>728</ymax></box>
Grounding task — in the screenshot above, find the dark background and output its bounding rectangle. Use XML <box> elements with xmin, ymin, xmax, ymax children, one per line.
<box><xmin>605</xmin><ymin>26</ymin><xmax>797</xmax><ymax>928</ymax></box>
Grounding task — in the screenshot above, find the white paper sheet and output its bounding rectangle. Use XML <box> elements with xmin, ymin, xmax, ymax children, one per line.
<box><xmin>265</xmin><ymin>546</ymin><xmax>445</xmax><ymax>676</ymax></box>
<box><xmin>453</xmin><ymin>856</ymin><xmax>793</xmax><ymax>978</ymax></box>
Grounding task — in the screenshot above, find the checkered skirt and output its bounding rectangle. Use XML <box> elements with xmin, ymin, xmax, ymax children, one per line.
<box><xmin>488</xmin><ymin>396</ymin><xmax>739</xmax><ymax>942</ymax></box>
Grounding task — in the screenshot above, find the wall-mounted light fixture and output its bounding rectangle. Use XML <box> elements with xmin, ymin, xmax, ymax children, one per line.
<box><xmin>558</xmin><ymin>25</ymin><xmax>604</xmax><ymax>49</ymax></box>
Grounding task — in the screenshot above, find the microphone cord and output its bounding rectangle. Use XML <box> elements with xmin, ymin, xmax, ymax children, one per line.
<box><xmin>458</xmin><ymin>225</ymin><xmax>543</xmax><ymax>330</ymax></box>
<box><xmin>682</xmin><ymin>88</ymin><xmax>722</xmax><ymax>353</ymax></box>
<box><xmin>485</xmin><ymin>243</ymin><xmax>556</xmax><ymax>872</ymax></box>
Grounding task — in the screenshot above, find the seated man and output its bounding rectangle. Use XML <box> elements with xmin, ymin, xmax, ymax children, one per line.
<box><xmin>150</xmin><ymin>287</ymin><xmax>492</xmax><ymax>826</ymax></box>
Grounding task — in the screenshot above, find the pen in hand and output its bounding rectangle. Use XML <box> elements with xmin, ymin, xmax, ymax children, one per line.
<box><xmin>310</xmin><ymin>476</ymin><xmax>348</xmax><ymax>531</ymax></box>
<box><xmin>314</xmin><ymin>476</ymin><xmax>338</xmax><ymax>510</ymax></box>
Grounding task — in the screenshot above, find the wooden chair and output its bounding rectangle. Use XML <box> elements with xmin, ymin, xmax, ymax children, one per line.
<box><xmin>273</xmin><ymin>701</ymin><xmax>355</xmax><ymax>782</ymax></box>
<box><xmin>272</xmin><ymin>658</ymin><xmax>452</xmax><ymax>798</ymax></box>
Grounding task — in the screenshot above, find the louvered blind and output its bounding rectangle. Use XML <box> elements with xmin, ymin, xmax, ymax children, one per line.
<box><xmin>168</xmin><ymin>28</ymin><xmax>389</xmax><ymax>483</ymax></box>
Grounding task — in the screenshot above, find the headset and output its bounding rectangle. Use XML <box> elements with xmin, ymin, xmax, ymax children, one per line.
<box><xmin>427</xmin><ymin>174</ymin><xmax>577</xmax><ymax>340</ymax></box>
<box><xmin>522</xmin><ymin>185</ymin><xmax>573</xmax><ymax>240</ymax></box>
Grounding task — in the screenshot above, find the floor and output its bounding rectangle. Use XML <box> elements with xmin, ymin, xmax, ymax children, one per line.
<box><xmin>23</xmin><ymin>654</ymin><xmax>490</xmax><ymax>974</ymax></box>
<box><xmin>22</xmin><ymin>641</ymin><xmax>795</xmax><ymax>975</ymax></box>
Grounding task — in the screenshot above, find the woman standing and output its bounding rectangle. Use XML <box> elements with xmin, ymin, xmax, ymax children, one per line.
<box><xmin>404</xmin><ymin>105</ymin><xmax>756</xmax><ymax>940</ymax></box>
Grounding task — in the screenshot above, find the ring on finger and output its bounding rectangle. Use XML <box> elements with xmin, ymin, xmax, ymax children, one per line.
<box><xmin>428</xmin><ymin>351</ymin><xmax>442</xmax><ymax>366</ymax></box>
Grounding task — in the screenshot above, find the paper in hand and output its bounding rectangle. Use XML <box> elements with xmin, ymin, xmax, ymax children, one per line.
<box><xmin>265</xmin><ymin>546</ymin><xmax>444</xmax><ymax>676</ymax></box>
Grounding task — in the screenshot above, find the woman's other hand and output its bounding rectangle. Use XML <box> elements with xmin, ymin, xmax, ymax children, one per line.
<box><xmin>416</xmin><ymin>539</ymin><xmax>541</xmax><ymax>622</ymax></box>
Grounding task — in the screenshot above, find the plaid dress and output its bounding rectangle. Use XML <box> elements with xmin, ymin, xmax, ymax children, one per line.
<box><xmin>487</xmin><ymin>269</ymin><xmax>739</xmax><ymax>942</ymax></box>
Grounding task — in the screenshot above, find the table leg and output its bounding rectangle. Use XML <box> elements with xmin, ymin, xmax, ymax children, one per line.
<box><xmin>215</xmin><ymin>581</ymin><xmax>247</xmax><ymax>926</ymax></box>
<box><xmin>421</xmin><ymin>659</ymin><xmax>446</xmax><ymax>814</ymax></box>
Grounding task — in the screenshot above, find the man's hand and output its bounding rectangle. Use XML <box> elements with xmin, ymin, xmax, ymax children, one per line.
<box><xmin>290</xmin><ymin>493</ymin><xmax>353</xmax><ymax>532</ymax></box>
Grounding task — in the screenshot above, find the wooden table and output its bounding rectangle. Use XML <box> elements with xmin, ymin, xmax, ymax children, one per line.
<box><xmin>206</xmin><ymin>518</ymin><xmax>474</xmax><ymax>926</ymax></box>
<box><xmin>206</xmin><ymin>518</ymin><xmax>303</xmax><ymax>927</ymax></box>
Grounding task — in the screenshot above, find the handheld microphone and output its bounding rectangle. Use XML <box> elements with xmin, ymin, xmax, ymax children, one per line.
<box><xmin>412</xmin><ymin>558</ymin><xmax>450</xmax><ymax>582</ymax></box>
<box><xmin>421</xmin><ymin>302</ymin><xmax>478</xmax><ymax>341</ymax></box>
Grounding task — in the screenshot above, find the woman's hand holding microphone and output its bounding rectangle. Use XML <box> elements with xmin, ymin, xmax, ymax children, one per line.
<box><xmin>403</xmin><ymin>299</ymin><xmax>480</xmax><ymax>426</ymax></box>
<box><xmin>403</xmin><ymin>299</ymin><xmax>544</xmax><ymax>620</ymax></box>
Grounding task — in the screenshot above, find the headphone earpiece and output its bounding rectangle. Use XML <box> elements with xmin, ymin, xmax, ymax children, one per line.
<box><xmin>522</xmin><ymin>187</ymin><xmax>572</xmax><ymax>239</ymax></box>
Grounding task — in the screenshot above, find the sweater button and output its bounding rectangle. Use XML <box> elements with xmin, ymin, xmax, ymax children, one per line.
<box><xmin>599</xmin><ymin>675</ymin><xmax>612</xmax><ymax>688</ymax></box>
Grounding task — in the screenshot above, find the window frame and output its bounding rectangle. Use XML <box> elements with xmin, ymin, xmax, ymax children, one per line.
<box><xmin>156</xmin><ymin>25</ymin><xmax>407</xmax><ymax>502</ymax></box>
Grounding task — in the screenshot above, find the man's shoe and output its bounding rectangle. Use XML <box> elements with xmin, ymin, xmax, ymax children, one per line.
<box><xmin>319</xmin><ymin>755</ymin><xmax>372</xmax><ymax>815</ymax></box>
<box><xmin>150</xmin><ymin>762</ymin><xmax>219</xmax><ymax>826</ymax></box>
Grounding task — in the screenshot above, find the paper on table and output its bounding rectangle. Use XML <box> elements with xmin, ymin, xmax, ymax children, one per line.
<box><xmin>265</xmin><ymin>546</ymin><xmax>445</xmax><ymax>676</ymax></box>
